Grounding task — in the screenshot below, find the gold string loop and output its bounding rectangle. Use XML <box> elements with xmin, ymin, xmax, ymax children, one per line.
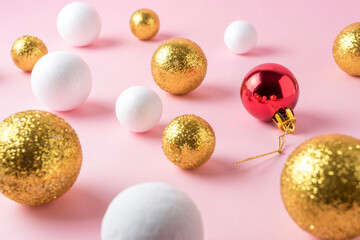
<box><xmin>233</xmin><ymin>120</ymin><xmax>294</xmax><ymax>166</ymax></box>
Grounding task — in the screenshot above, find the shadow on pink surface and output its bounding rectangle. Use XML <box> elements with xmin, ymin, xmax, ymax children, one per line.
<box><xmin>240</xmin><ymin>46</ymin><xmax>283</xmax><ymax>57</ymax></box>
<box><xmin>188</xmin><ymin>157</ymin><xmax>238</xmax><ymax>178</ymax></box>
<box><xmin>169</xmin><ymin>84</ymin><xmax>235</xmax><ymax>102</ymax></box>
<box><xmin>132</xmin><ymin>122</ymin><xmax>167</xmax><ymax>139</ymax></box>
<box><xmin>58</xmin><ymin>100</ymin><xmax>114</xmax><ymax>119</ymax></box>
<box><xmin>20</xmin><ymin>186</ymin><xmax>109</xmax><ymax>220</ymax></box>
<box><xmin>85</xmin><ymin>37</ymin><xmax>120</xmax><ymax>49</ymax></box>
<box><xmin>294</xmin><ymin>110</ymin><xmax>335</xmax><ymax>134</ymax></box>
<box><xmin>19</xmin><ymin>70</ymin><xmax>32</xmax><ymax>76</ymax></box>
<box><xmin>182</xmin><ymin>154</ymin><xmax>281</xmax><ymax>179</ymax></box>
<box><xmin>147</xmin><ymin>32</ymin><xmax>176</xmax><ymax>42</ymax></box>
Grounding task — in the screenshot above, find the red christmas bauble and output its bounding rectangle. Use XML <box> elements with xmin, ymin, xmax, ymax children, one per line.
<box><xmin>240</xmin><ymin>63</ymin><xmax>299</xmax><ymax>121</ymax></box>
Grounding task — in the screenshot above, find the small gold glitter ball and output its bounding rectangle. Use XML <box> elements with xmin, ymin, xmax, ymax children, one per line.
<box><xmin>151</xmin><ymin>38</ymin><xmax>207</xmax><ymax>95</ymax></box>
<box><xmin>130</xmin><ymin>8</ymin><xmax>159</xmax><ymax>40</ymax></box>
<box><xmin>162</xmin><ymin>114</ymin><xmax>215</xmax><ymax>169</ymax></box>
<box><xmin>333</xmin><ymin>22</ymin><xmax>360</xmax><ymax>76</ymax></box>
<box><xmin>0</xmin><ymin>110</ymin><xmax>82</xmax><ymax>205</ymax></box>
<box><xmin>281</xmin><ymin>134</ymin><xmax>360</xmax><ymax>240</ymax></box>
<box><xmin>11</xmin><ymin>35</ymin><xmax>48</xmax><ymax>72</ymax></box>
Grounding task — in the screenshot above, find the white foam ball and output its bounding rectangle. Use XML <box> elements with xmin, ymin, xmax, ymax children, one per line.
<box><xmin>57</xmin><ymin>1</ymin><xmax>101</xmax><ymax>46</ymax></box>
<box><xmin>115</xmin><ymin>86</ymin><xmax>162</xmax><ymax>132</ymax></box>
<box><xmin>101</xmin><ymin>182</ymin><xmax>203</xmax><ymax>240</ymax></box>
<box><xmin>31</xmin><ymin>51</ymin><xmax>92</xmax><ymax>111</ymax></box>
<box><xmin>224</xmin><ymin>20</ymin><xmax>257</xmax><ymax>54</ymax></box>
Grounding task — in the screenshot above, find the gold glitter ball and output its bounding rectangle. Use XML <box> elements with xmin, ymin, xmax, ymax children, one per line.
<box><xmin>333</xmin><ymin>23</ymin><xmax>360</xmax><ymax>76</ymax></box>
<box><xmin>151</xmin><ymin>38</ymin><xmax>207</xmax><ymax>95</ymax></box>
<box><xmin>281</xmin><ymin>134</ymin><xmax>360</xmax><ymax>240</ymax></box>
<box><xmin>0</xmin><ymin>110</ymin><xmax>82</xmax><ymax>205</ymax></box>
<box><xmin>11</xmin><ymin>36</ymin><xmax>48</xmax><ymax>72</ymax></box>
<box><xmin>130</xmin><ymin>8</ymin><xmax>159</xmax><ymax>40</ymax></box>
<box><xmin>162</xmin><ymin>114</ymin><xmax>215</xmax><ymax>169</ymax></box>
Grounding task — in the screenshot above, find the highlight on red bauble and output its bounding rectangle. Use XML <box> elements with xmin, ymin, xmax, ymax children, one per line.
<box><xmin>240</xmin><ymin>63</ymin><xmax>299</xmax><ymax>123</ymax></box>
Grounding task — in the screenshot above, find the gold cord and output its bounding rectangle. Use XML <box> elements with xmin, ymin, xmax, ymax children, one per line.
<box><xmin>233</xmin><ymin>120</ymin><xmax>294</xmax><ymax>166</ymax></box>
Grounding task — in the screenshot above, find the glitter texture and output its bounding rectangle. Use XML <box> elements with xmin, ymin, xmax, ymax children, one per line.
<box><xmin>130</xmin><ymin>8</ymin><xmax>159</xmax><ymax>40</ymax></box>
<box><xmin>151</xmin><ymin>38</ymin><xmax>207</xmax><ymax>95</ymax></box>
<box><xmin>11</xmin><ymin>36</ymin><xmax>48</xmax><ymax>72</ymax></box>
<box><xmin>162</xmin><ymin>114</ymin><xmax>215</xmax><ymax>169</ymax></box>
<box><xmin>280</xmin><ymin>134</ymin><xmax>360</xmax><ymax>240</ymax></box>
<box><xmin>0</xmin><ymin>110</ymin><xmax>82</xmax><ymax>205</ymax></box>
<box><xmin>333</xmin><ymin>22</ymin><xmax>360</xmax><ymax>76</ymax></box>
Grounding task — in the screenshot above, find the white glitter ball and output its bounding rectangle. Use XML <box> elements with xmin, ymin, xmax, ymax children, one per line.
<box><xmin>101</xmin><ymin>182</ymin><xmax>203</xmax><ymax>240</ymax></box>
<box><xmin>115</xmin><ymin>86</ymin><xmax>162</xmax><ymax>132</ymax></box>
<box><xmin>224</xmin><ymin>20</ymin><xmax>257</xmax><ymax>54</ymax></box>
<box><xmin>57</xmin><ymin>1</ymin><xmax>101</xmax><ymax>46</ymax></box>
<box><xmin>31</xmin><ymin>51</ymin><xmax>92</xmax><ymax>111</ymax></box>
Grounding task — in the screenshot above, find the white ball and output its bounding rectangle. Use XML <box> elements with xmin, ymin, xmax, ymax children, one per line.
<box><xmin>101</xmin><ymin>182</ymin><xmax>203</xmax><ymax>240</ymax></box>
<box><xmin>115</xmin><ymin>86</ymin><xmax>162</xmax><ymax>132</ymax></box>
<box><xmin>224</xmin><ymin>20</ymin><xmax>257</xmax><ymax>54</ymax></box>
<box><xmin>57</xmin><ymin>1</ymin><xmax>101</xmax><ymax>46</ymax></box>
<box><xmin>31</xmin><ymin>51</ymin><xmax>92</xmax><ymax>111</ymax></box>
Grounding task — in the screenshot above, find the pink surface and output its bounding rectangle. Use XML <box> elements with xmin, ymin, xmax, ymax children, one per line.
<box><xmin>1</xmin><ymin>0</ymin><xmax>360</xmax><ymax>239</ymax></box>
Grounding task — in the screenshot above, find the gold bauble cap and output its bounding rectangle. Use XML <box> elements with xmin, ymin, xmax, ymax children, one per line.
<box><xmin>281</xmin><ymin>134</ymin><xmax>360</xmax><ymax>240</ymax></box>
<box><xmin>151</xmin><ymin>38</ymin><xmax>207</xmax><ymax>95</ymax></box>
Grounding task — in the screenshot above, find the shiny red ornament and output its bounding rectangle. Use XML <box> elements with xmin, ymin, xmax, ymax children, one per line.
<box><xmin>240</xmin><ymin>63</ymin><xmax>299</xmax><ymax>131</ymax></box>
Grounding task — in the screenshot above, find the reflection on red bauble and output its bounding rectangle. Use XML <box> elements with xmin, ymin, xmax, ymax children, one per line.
<box><xmin>240</xmin><ymin>63</ymin><xmax>299</xmax><ymax>122</ymax></box>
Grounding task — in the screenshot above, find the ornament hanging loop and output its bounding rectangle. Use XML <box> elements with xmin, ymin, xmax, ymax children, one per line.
<box><xmin>233</xmin><ymin>119</ymin><xmax>294</xmax><ymax>166</ymax></box>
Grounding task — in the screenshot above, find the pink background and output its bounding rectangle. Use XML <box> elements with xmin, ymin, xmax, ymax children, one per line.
<box><xmin>1</xmin><ymin>0</ymin><xmax>360</xmax><ymax>239</ymax></box>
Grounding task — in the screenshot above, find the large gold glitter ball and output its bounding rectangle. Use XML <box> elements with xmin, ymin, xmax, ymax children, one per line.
<box><xmin>11</xmin><ymin>35</ymin><xmax>48</xmax><ymax>72</ymax></box>
<box><xmin>130</xmin><ymin>8</ymin><xmax>159</xmax><ymax>40</ymax></box>
<box><xmin>151</xmin><ymin>38</ymin><xmax>207</xmax><ymax>95</ymax></box>
<box><xmin>281</xmin><ymin>134</ymin><xmax>360</xmax><ymax>240</ymax></box>
<box><xmin>162</xmin><ymin>114</ymin><xmax>215</xmax><ymax>169</ymax></box>
<box><xmin>0</xmin><ymin>110</ymin><xmax>82</xmax><ymax>205</ymax></box>
<box><xmin>333</xmin><ymin>22</ymin><xmax>360</xmax><ymax>76</ymax></box>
